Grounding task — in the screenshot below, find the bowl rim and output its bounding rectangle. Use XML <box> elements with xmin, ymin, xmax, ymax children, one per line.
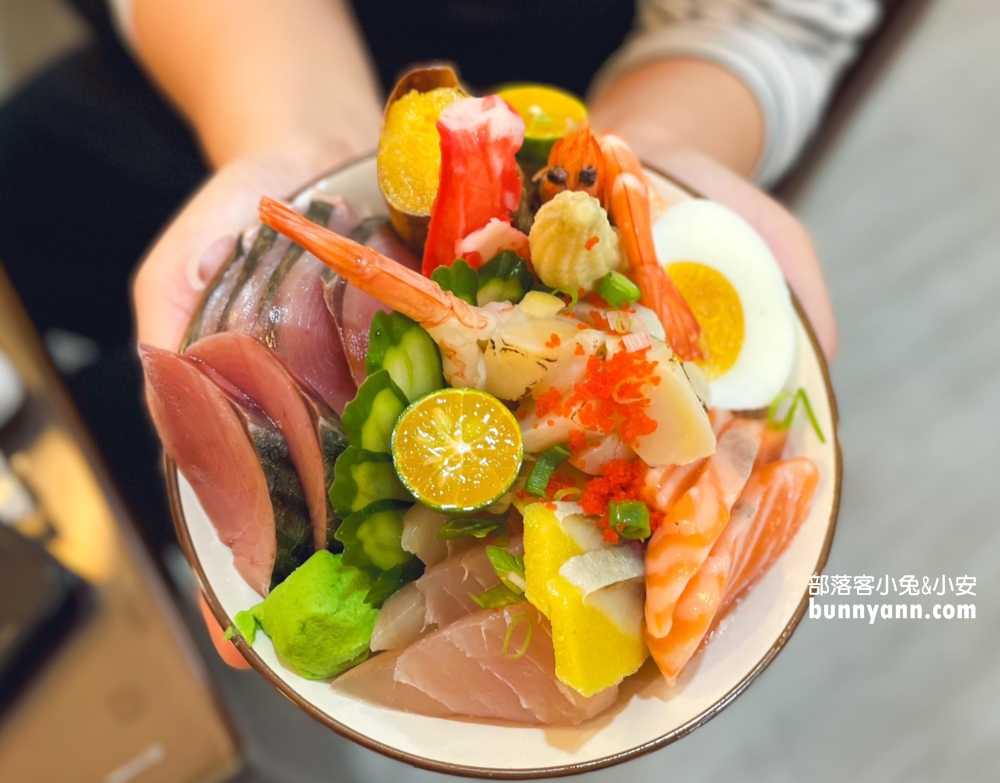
<box><xmin>166</xmin><ymin>154</ymin><xmax>842</xmax><ymax>779</ymax></box>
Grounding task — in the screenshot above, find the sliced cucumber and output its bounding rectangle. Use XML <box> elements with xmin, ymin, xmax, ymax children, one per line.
<box><xmin>335</xmin><ymin>499</ymin><xmax>413</xmax><ymax>577</ymax></box>
<box><xmin>329</xmin><ymin>446</ymin><xmax>413</xmax><ymax>519</ymax></box>
<box><xmin>477</xmin><ymin>250</ymin><xmax>533</xmax><ymax>306</ymax></box>
<box><xmin>365</xmin><ymin>311</ymin><xmax>444</xmax><ymax>402</ymax></box>
<box><xmin>341</xmin><ymin>370</ymin><xmax>409</xmax><ymax>454</ymax></box>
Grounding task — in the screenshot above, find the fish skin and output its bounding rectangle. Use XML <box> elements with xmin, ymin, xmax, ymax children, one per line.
<box><xmin>140</xmin><ymin>345</ymin><xmax>274</xmax><ymax>595</ymax></box>
<box><xmin>186</xmin><ymin>332</ymin><xmax>331</xmax><ymax>551</ymax></box>
<box><xmin>395</xmin><ymin>603</ymin><xmax>618</xmax><ymax>725</ymax></box>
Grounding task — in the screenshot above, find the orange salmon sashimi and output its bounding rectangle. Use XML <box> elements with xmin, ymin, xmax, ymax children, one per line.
<box><xmin>643</xmin><ymin>409</ymin><xmax>736</xmax><ymax>516</ymax></box>
<box><xmin>721</xmin><ymin>457</ymin><xmax>819</xmax><ymax>614</ymax></box>
<box><xmin>644</xmin><ymin>418</ymin><xmax>764</xmax><ymax>639</ymax></box>
<box><xmin>646</xmin><ymin>456</ymin><xmax>819</xmax><ymax>684</ymax></box>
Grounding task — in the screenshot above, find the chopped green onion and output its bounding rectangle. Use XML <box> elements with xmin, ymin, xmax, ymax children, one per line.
<box><xmin>501</xmin><ymin>613</ymin><xmax>533</xmax><ymax>659</ymax></box>
<box><xmin>437</xmin><ymin>516</ymin><xmax>505</xmax><ymax>540</ymax></box>
<box><xmin>609</xmin><ymin>500</ymin><xmax>651</xmax><ymax>540</ymax></box>
<box><xmin>486</xmin><ymin>545</ymin><xmax>526</xmax><ymax>593</ymax></box>
<box><xmin>470</xmin><ymin>583</ymin><xmax>523</xmax><ymax>610</ymax></box>
<box><xmin>612</xmin><ymin>312</ymin><xmax>633</xmax><ymax>334</ymax></box>
<box><xmin>431</xmin><ymin>259</ymin><xmax>479</xmax><ymax>305</ymax></box>
<box><xmin>552</xmin><ymin>287</ymin><xmax>579</xmax><ymax>312</ymax></box>
<box><xmin>553</xmin><ymin>486</ymin><xmax>582</xmax><ymax>502</ymax></box>
<box><xmin>767</xmin><ymin>388</ymin><xmax>826</xmax><ymax>444</ymax></box>
<box><xmin>526</xmin><ymin>442</ymin><xmax>572</xmax><ymax>497</ymax></box>
<box><xmin>596</xmin><ymin>271</ymin><xmax>641</xmax><ymax>308</ymax></box>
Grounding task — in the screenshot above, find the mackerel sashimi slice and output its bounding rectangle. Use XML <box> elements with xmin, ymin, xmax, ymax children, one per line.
<box><xmin>186</xmin><ymin>332</ymin><xmax>330</xmax><ymax>551</ymax></box>
<box><xmin>394</xmin><ymin>603</ymin><xmax>618</xmax><ymax>725</ymax></box>
<box><xmin>140</xmin><ymin>345</ymin><xmax>274</xmax><ymax>595</ymax></box>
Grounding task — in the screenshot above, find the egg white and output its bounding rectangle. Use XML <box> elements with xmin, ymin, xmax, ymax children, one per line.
<box><xmin>651</xmin><ymin>200</ymin><xmax>796</xmax><ymax>410</ymax></box>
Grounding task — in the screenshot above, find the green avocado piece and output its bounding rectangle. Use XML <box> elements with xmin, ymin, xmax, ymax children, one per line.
<box><xmin>231</xmin><ymin>551</ymin><xmax>378</xmax><ymax>679</ymax></box>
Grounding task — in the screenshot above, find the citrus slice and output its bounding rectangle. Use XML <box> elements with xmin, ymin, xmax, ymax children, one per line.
<box><xmin>391</xmin><ymin>388</ymin><xmax>523</xmax><ymax>512</ymax></box>
<box><xmin>497</xmin><ymin>84</ymin><xmax>587</xmax><ymax>166</ymax></box>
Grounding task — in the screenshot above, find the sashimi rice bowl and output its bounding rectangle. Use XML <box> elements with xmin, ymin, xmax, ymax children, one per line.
<box><xmin>151</xmin><ymin>66</ymin><xmax>840</xmax><ymax>774</ymax></box>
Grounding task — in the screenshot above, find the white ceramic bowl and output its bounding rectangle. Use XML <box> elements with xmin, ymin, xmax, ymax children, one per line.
<box><xmin>169</xmin><ymin>156</ymin><xmax>841</xmax><ymax>778</ymax></box>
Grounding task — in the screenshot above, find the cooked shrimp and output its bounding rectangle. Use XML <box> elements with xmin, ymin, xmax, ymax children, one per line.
<box><xmin>599</xmin><ymin>135</ymin><xmax>705</xmax><ymax>362</ymax></box>
<box><xmin>644</xmin><ymin>417</ymin><xmax>763</xmax><ymax>638</ymax></box>
<box><xmin>536</xmin><ymin>122</ymin><xmax>605</xmax><ymax>203</ymax></box>
<box><xmin>261</xmin><ymin>197</ymin><xmax>585</xmax><ymax>397</ymax></box>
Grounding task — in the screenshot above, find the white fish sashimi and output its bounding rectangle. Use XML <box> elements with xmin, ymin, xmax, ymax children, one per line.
<box><xmin>370</xmin><ymin>582</ymin><xmax>426</xmax><ymax>652</ymax></box>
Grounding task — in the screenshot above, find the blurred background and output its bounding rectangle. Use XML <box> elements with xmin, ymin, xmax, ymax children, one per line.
<box><xmin>0</xmin><ymin>0</ymin><xmax>997</xmax><ymax>780</ymax></box>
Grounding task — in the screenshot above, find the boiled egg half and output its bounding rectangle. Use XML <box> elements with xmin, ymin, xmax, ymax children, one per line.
<box><xmin>652</xmin><ymin>200</ymin><xmax>795</xmax><ymax>410</ymax></box>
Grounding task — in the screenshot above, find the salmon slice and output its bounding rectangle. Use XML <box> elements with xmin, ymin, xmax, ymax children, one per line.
<box><xmin>141</xmin><ymin>346</ymin><xmax>274</xmax><ymax>594</ymax></box>
<box><xmin>646</xmin><ymin>456</ymin><xmax>819</xmax><ymax>683</ymax></box>
<box><xmin>186</xmin><ymin>332</ymin><xmax>330</xmax><ymax>550</ymax></box>
<box><xmin>644</xmin><ymin>418</ymin><xmax>763</xmax><ymax>638</ymax></box>
<box><xmin>644</xmin><ymin>409</ymin><xmax>736</xmax><ymax>516</ymax></box>
<box><xmin>645</xmin><ymin>487</ymin><xmax>760</xmax><ymax>684</ymax></box>
<box><xmin>721</xmin><ymin>458</ymin><xmax>819</xmax><ymax>613</ymax></box>
<box><xmin>394</xmin><ymin>603</ymin><xmax>618</xmax><ymax>725</ymax></box>
<box><xmin>753</xmin><ymin>426</ymin><xmax>789</xmax><ymax>472</ymax></box>
<box><xmin>332</xmin><ymin>649</ymin><xmax>453</xmax><ymax>718</ymax></box>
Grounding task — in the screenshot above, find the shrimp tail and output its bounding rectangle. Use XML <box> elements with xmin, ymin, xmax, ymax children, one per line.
<box><xmin>258</xmin><ymin>197</ymin><xmax>487</xmax><ymax>331</ymax></box>
<box><xmin>599</xmin><ymin>135</ymin><xmax>705</xmax><ymax>361</ymax></box>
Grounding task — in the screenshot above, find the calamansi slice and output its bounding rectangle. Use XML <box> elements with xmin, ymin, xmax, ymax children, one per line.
<box><xmin>391</xmin><ymin>388</ymin><xmax>523</xmax><ymax>512</ymax></box>
<box><xmin>497</xmin><ymin>84</ymin><xmax>588</xmax><ymax>166</ymax></box>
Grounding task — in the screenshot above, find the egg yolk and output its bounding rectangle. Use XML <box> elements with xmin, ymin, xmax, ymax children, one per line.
<box><xmin>667</xmin><ymin>262</ymin><xmax>744</xmax><ymax>380</ymax></box>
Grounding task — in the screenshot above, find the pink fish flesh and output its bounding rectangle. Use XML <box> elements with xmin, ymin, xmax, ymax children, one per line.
<box><xmin>395</xmin><ymin>604</ymin><xmax>618</xmax><ymax>725</ymax></box>
<box><xmin>186</xmin><ymin>332</ymin><xmax>331</xmax><ymax>550</ymax></box>
<box><xmin>140</xmin><ymin>345</ymin><xmax>274</xmax><ymax>594</ymax></box>
<box><xmin>332</xmin><ymin>649</ymin><xmax>453</xmax><ymax>718</ymax></box>
<box><xmin>325</xmin><ymin>217</ymin><xmax>422</xmax><ymax>386</ymax></box>
<box><xmin>416</xmin><ymin>537</ymin><xmax>523</xmax><ymax>631</ymax></box>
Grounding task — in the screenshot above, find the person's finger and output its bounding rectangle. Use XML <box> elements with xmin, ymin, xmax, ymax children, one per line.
<box><xmin>199</xmin><ymin>592</ymin><xmax>251</xmax><ymax>670</ymax></box>
<box><xmin>647</xmin><ymin>147</ymin><xmax>838</xmax><ymax>360</ymax></box>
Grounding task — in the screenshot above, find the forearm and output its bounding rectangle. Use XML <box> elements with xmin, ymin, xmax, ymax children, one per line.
<box><xmin>589</xmin><ymin>58</ymin><xmax>764</xmax><ymax>180</ymax></box>
<box><xmin>133</xmin><ymin>0</ymin><xmax>381</xmax><ymax>169</ymax></box>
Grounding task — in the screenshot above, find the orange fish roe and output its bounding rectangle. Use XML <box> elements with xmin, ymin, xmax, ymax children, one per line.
<box><xmin>534</xmin><ymin>387</ymin><xmax>564</xmax><ymax>418</ymax></box>
<box><xmin>571</xmin><ymin>349</ymin><xmax>659</xmax><ymax>446</ymax></box>
<box><xmin>579</xmin><ymin>459</ymin><xmax>664</xmax><ymax>542</ymax></box>
<box><xmin>585</xmin><ymin>236</ymin><xmax>600</xmax><ymax>251</ymax></box>
<box><xmin>574</xmin><ymin>343</ymin><xmax>586</xmax><ymax>356</ymax></box>
<box><xmin>545</xmin><ymin>333</ymin><xmax>562</xmax><ymax>349</ymax></box>
<box><xmin>567</xmin><ymin>430</ymin><xmax>588</xmax><ymax>453</ymax></box>
<box><xmin>588</xmin><ymin>309</ymin><xmax>611</xmax><ymax>331</ymax></box>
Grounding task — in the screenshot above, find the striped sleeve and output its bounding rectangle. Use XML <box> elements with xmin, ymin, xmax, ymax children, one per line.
<box><xmin>592</xmin><ymin>0</ymin><xmax>881</xmax><ymax>186</ymax></box>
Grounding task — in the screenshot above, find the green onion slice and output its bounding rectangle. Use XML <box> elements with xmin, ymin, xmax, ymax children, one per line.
<box><xmin>525</xmin><ymin>442</ymin><xmax>572</xmax><ymax>497</ymax></box>
<box><xmin>767</xmin><ymin>388</ymin><xmax>826</xmax><ymax>443</ymax></box>
<box><xmin>596</xmin><ymin>271</ymin><xmax>641</xmax><ymax>308</ymax></box>
<box><xmin>552</xmin><ymin>287</ymin><xmax>580</xmax><ymax>312</ymax></box>
<box><xmin>437</xmin><ymin>516</ymin><xmax>505</xmax><ymax>540</ymax></box>
<box><xmin>609</xmin><ymin>500</ymin><xmax>651</xmax><ymax>540</ymax></box>
<box><xmin>470</xmin><ymin>583</ymin><xmax>523</xmax><ymax>610</ymax></box>
<box><xmin>486</xmin><ymin>545</ymin><xmax>526</xmax><ymax>593</ymax></box>
<box><xmin>501</xmin><ymin>613</ymin><xmax>533</xmax><ymax>659</ymax></box>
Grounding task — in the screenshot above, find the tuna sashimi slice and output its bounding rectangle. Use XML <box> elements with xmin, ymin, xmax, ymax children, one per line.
<box><xmin>186</xmin><ymin>332</ymin><xmax>330</xmax><ymax>550</ymax></box>
<box><xmin>332</xmin><ymin>650</ymin><xmax>453</xmax><ymax>718</ymax></box>
<box><xmin>140</xmin><ymin>345</ymin><xmax>274</xmax><ymax>594</ymax></box>
<box><xmin>416</xmin><ymin>538</ymin><xmax>522</xmax><ymax>631</ymax></box>
<box><xmin>395</xmin><ymin>604</ymin><xmax>618</xmax><ymax>725</ymax></box>
<box><xmin>370</xmin><ymin>582</ymin><xmax>427</xmax><ymax>652</ymax></box>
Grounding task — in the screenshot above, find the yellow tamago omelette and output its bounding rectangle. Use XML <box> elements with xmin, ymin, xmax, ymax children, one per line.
<box><xmin>523</xmin><ymin>502</ymin><xmax>649</xmax><ymax>697</ymax></box>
